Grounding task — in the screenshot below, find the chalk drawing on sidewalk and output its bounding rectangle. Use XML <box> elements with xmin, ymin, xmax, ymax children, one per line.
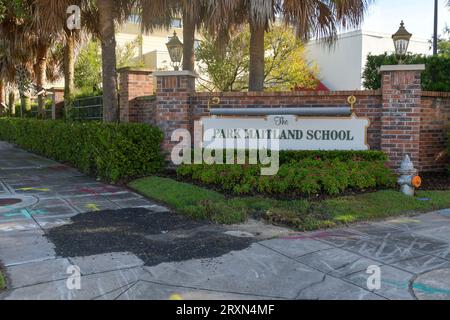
<box><xmin>17</xmin><ymin>187</ymin><xmax>50</xmax><ymax>192</ymax></box>
<box><xmin>389</xmin><ymin>218</ymin><xmax>421</xmax><ymax>224</ymax></box>
<box><xmin>86</xmin><ymin>204</ymin><xmax>101</xmax><ymax>212</ymax></box>
<box><xmin>1</xmin><ymin>208</ymin><xmax>49</xmax><ymax>220</ymax></box>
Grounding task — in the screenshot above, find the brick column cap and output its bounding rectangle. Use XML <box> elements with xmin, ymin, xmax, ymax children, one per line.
<box><xmin>117</xmin><ymin>67</ymin><xmax>154</xmax><ymax>74</ymax></box>
<box><xmin>379</xmin><ymin>64</ymin><xmax>425</xmax><ymax>72</ymax></box>
<box><xmin>48</xmin><ymin>87</ymin><xmax>64</xmax><ymax>92</ymax></box>
<box><xmin>153</xmin><ymin>70</ymin><xmax>198</xmax><ymax>78</ymax></box>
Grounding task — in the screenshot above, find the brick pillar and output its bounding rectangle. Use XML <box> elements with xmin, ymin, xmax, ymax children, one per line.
<box><xmin>380</xmin><ymin>65</ymin><xmax>425</xmax><ymax>171</ymax></box>
<box><xmin>118</xmin><ymin>67</ymin><xmax>154</xmax><ymax>123</ymax></box>
<box><xmin>49</xmin><ymin>87</ymin><xmax>64</xmax><ymax>120</ymax></box>
<box><xmin>153</xmin><ymin>70</ymin><xmax>197</xmax><ymax>158</ymax></box>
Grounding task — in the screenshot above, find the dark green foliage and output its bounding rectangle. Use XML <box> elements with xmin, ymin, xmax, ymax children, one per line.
<box><xmin>279</xmin><ymin>150</ymin><xmax>387</xmax><ymax>163</ymax></box>
<box><xmin>0</xmin><ymin>118</ymin><xmax>163</xmax><ymax>182</ymax></box>
<box><xmin>363</xmin><ymin>53</ymin><xmax>450</xmax><ymax>92</ymax></box>
<box><xmin>448</xmin><ymin>129</ymin><xmax>450</xmax><ymax>173</ymax></box>
<box><xmin>177</xmin><ymin>152</ymin><xmax>396</xmax><ymax>196</ymax></box>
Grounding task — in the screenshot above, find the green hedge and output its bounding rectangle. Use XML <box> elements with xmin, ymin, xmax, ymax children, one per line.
<box><xmin>177</xmin><ymin>155</ymin><xmax>396</xmax><ymax>196</ymax></box>
<box><xmin>448</xmin><ymin>130</ymin><xmax>450</xmax><ymax>174</ymax></box>
<box><xmin>363</xmin><ymin>53</ymin><xmax>450</xmax><ymax>92</ymax></box>
<box><xmin>0</xmin><ymin>118</ymin><xmax>163</xmax><ymax>182</ymax></box>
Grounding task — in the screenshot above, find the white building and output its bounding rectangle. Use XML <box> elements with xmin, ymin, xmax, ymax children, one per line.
<box><xmin>305</xmin><ymin>30</ymin><xmax>431</xmax><ymax>90</ymax></box>
<box><xmin>50</xmin><ymin>17</ymin><xmax>196</xmax><ymax>90</ymax></box>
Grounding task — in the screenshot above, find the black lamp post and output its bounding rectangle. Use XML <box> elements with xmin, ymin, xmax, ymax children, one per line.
<box><xmin>433</xmin><ymin>0</ymin><xmax>438</xmax><ymax>55</ymax></box>
<box><xmin>392</xmin><ymin>21</ymin><xmax>412</xmax><ymax>64</ymax></box>
<box><xmin>165</xmin><ymin>31</ymin><xmax>183</xmax><ymax>71</ymax></box>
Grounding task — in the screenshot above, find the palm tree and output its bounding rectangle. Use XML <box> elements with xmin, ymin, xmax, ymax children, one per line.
<box><xmin>0</xmin><ymin>0</ymin><xmax>63</xmax><ymax>118</ymax></box>
<box><xmin>96</xmin><ymin>0</ymin><xmax>119</xmax><ymax>122</ymax></box>
<box><xmin>140</xmin><ymin>1</ymin><xmax>231</xmax><ymax>72</ymax></box>
<box><xmin>206</xmin><ymin>0</ymin><xmax>371</xmax><ymax>91</ymax></box>
<box><xmin>0</xmin><ymin>1</ymin><xmax>37</xmax><ymax>114</ymax></box>
<box><xmin>181</xmin><ymin>1</ymin><xmax>202</xmax><ymax>71</ymax></box>
<box><xmin>82</xmin><ymin>0</ymin><xmax>137</xmax><ymax>122</ymax></box>
<box><xmin>0</xmin><ymin>41</ymin><xmax>15</xmax><ymax>110</ymax></box>
<box><xmin>33</xmin><ymin>0</ymin><xmax>82</xmax><ymax>114</ymax></box>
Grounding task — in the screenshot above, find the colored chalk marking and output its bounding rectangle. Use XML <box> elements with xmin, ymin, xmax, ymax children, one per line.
<box><xmin>4</xmin><ymin>209</ymin><xmax>32</xmax><ymax>219</ymax></box>
<box><xmin>18</xmin><ymin>187</ymin><xmax>50</xmax><ymax>192</ymax></box>
<box><xmin>170</xmin><ymin>294</ymin><xmax>183</xmax><ymax>300</ymax></box>
<box><xmin>86</xmin><ymin>204</ymin><xmax>100</xmax><ymax>212</ymax></box>
<box><xmin>390</xmin><ymin>218</ymin><xmax>421</xmax><ymax>224</ymax></box>
<box><xmin>79</xmin><ymin>188</ymin><xmax>99</xmax><ymax>196</ymax></box>
<box><xmin>383</xmin><ymin>279</ymin><xmax>450</xmax><ymax>297</ymax></box>
<box><xmin>413</xmin><ymin>283</ymin><xmax>450</xmax><ymax>296</ymax></box>
<box><xmin>31</xmin><ymin>209</ymin><xmax>48</xmax><ymax>216</ymax></box>
<box><xmin>2</xmin><ymin>209</ymin><xmax>49</xmax><ymax>220</ymax></box>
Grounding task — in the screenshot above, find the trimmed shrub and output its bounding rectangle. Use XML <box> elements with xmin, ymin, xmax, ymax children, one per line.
<box><xmin>279</xmin><ymin>150</ymin><xmax>387</xmax><ymax>163</ymax></box>
<box><xmin>363</xmin><ymin>53</ymin><xmax>450</xmax><ymax>92</ymax></box>
<box><xmin>191</xmin><ymin>149</ymin><xmax>388</xmax><ymax>165</ymax></box>
<box><xmin>0</xmin><ymin>118</ymin><xmax>163</xmax><ymax>182</ymax></box>
<box><xmin>177</xmin><ymin>153</ymin><xmax>396</xmax><ymax>197</ymax></box>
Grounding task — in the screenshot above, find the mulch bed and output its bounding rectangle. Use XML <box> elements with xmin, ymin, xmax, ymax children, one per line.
<box><xmin>420</xmin><ymin>172</ymin><xmax>450</xmax><ymax>191</ymax></box>
<box><xmin>47</xmin><ymin>208</ymin><xmax>253</xmax><ymax>267</ymax></box>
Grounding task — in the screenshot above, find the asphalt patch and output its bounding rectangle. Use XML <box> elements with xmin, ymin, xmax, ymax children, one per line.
<box><xmin>46</xmin><ymin>208</ymin><xmax>254</xmax><ymax>266</ymax></box>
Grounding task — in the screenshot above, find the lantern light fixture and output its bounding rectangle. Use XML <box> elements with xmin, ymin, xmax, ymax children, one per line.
<box><xmin>165</xmin><ymin>31</ymin><xmax>183</xmax><ymax>71</ymax></box>
<box><xmin>392</xmin><ymin>21</ymin><xmax>412</xmax><ymax>64</ymax></box>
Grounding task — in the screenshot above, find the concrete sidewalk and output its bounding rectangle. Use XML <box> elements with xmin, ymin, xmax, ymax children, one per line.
<box><xmin>0</xmin><ymin>141</ymin><xmax>449</xmax><ymax>300</ymax></box>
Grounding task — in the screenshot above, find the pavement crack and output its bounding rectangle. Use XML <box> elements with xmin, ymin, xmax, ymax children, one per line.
<box><xmin>138</xmin><ymin>278</ymin><xmax>288</xmax><ymax>300</ymax></box>
<box><xmin>92</xmin><ymin>281</ymin><xmax>138</xmax><ymax>300</ymax></box>
<box><xmin>295</xmin><ymin>274</ymin><xmax>327</xmax><ymax>299</ymax></box>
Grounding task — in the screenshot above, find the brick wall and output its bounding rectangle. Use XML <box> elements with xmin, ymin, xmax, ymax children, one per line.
<box><xmin>380</xmin><ymin>66</ymin><xmax>424</xmax><ymax>169</ymax></box>
<box><xmin>131</xmin><ymin>96</ymin><xmax>157</xmax><ymax>124</ymax></box>
<box><xmin>126</xmin><ymin>68</ymin><xmax>449</xmax><ymax>173</ymax></box>
<box><xmin>420</xmin><ymin>91</ymin><xmax>450</xmax><ymax>172</ymax></box>
<box><xmin>118</xmin><ymin>68</ymin><xmax>154</xmax><ymax>123</ymax></box>
<box><xmin>154</xmin><ymin>71</ymin><xmax>196</xmax><ymax>157</ymax></box>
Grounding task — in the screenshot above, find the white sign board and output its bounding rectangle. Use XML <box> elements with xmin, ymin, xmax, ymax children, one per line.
<box><xmin>201</xmin><ymin>115</ymin><xmax>370</xmax><ymax>151</ymax></box>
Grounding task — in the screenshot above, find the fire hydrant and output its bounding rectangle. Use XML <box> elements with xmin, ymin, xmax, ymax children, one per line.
<box><xmin>397</xmin><ymin>155</ymin><xmax>422</xmax><ymax>196</ymax></box>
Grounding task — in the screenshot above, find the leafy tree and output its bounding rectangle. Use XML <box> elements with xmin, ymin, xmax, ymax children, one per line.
<box><xmin>116</xmin><ymin>35</ymin><xmax>143</xmax><ymax>69</ymax></box>
<box><xmin>264</xmin><ymin>26</ymin><xmax>318</xmax><ymax>91</ymax></box>
<box><xmin>438</xmin><ymin>26</ymin><xmax>450</xmax><ymax>56</ymax></box>
<box><xmin>75</xmin><ymin>36</ymin><xmax>143</xmax><ymax>94</ymax></box>
<box><xmin>74</xmin><ymin>40</ymin><xmax>102</xmax><ymax>93</ymax></box>
<box><xmin>196</xmin><ymin>30</ymin><xmax>250</xmax><ymax>91</ymax></box>
<box><xmin>206</xmin><ymin>0</ymin><xmax>370</xmax><ymax>91</ymax></box>
<box><xmin>196</xmin><ymin>26</ymin><xmax>317</xmax><ymax>92</ymax></box>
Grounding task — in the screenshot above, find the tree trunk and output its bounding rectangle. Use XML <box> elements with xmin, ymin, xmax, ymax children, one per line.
<box><xmin>0</xmin><ymin>80</ymin><xmax>4</xmax><ymax>111</ymax></box>
<box><xmin>182</xmin><ymin>13</ymin><xmax>196</xmax><ymax>71</ymax></box>
<box><xmin>98</xmin><ymin>0</ymin><xmax>119</xmax><ymax>123</ymax></box>
<box><xmin>20</xmin><ymin>96</ymin><xmax>31</xmax><ymax>117</ymax></box>
<box><xmin>216</xmin><ymin>29</ymin><xmax>230</xmax><ymax>59</ymax></box>
<box><xmin>64</xmin><ymin>29</ymin><xmax>75</xmax><ymax>117</ymax></box>
<box><xmin>248</xmin><ymin>21</ymin><xmax>265</xmax><ymax>91</ymax></box>
<box><xmin>36</xmin><ymin>43</ymin><xmax>47</xmax><ymax>119</ymax></box>
<box><xmin>8</xmin><ymin>91</ymin><xmax>15</xmax><ymax>116</ymax></box>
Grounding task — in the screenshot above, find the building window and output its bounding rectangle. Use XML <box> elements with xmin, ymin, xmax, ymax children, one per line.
<box><xmin>128</xmin><ymin>14</ymin><xmax>140</xmax><ymax>24</ymax></box>
<box><xmin>171</xmin><ymin>18</ymin><xmax>182</xmax><ymax>28</ymax></box>
<box><xmin>194</xmin><ymin>39</ymin><xmax>201</xmax><ymax>50</ymax></box>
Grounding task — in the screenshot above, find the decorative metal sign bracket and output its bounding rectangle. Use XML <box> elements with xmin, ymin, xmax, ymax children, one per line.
<box><xmin>207</xmin><ymin>97</ymin><xmax>221</xmax><ymax>110</ymax></box>
<box><xmin>347</xmin><ymin>95</ymin><xmax>357</xmax><ymax>115</ymax></box>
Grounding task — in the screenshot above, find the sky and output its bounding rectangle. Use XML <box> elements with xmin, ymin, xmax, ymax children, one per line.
<box><xmin>351</xmin><ymin>0</ymin><xmax>450</xmax><ymax>40</ymax></box>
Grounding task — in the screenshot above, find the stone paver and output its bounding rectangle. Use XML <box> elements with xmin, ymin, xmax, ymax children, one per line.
<box><xmin>0</xmin><ymin>141</ymin><xmax>449</xmax><ymax>300</ymax></box>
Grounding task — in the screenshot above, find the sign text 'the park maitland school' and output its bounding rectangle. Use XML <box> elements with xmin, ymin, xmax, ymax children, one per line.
<box><xmin>201</xmin><ymin>115</ymin><xmax>370</xmax><ymax>151</ymax></box>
